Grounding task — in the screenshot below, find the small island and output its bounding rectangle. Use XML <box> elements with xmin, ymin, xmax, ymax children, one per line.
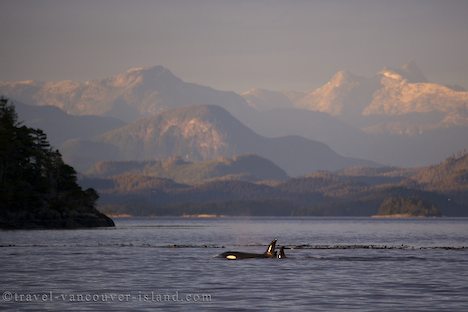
<box><xmin>0</xmin><ymin>98</ymin><xmax>114</xmax><ymax>229</ymax></box>
<box><xmin>374</xmin><ymin>196</ymin><xmax>442</xmax><ymax>218</ymax></box>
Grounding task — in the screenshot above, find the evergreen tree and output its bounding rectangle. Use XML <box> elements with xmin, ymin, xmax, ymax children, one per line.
<box><xmin>0</xmin><ymin>97</ymin><xmax>114</xmax><ymax>228</ymax></box>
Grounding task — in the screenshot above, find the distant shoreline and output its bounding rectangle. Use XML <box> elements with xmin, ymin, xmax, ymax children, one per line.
<box><xmin>108</xmin><ymin>214</ymin><xmax>132</xmax><ymax>218</ymax></box>
<box><xmin>182</xmin><ymin>214</ymin><xmax>225</xmax><ymax>218</ymax></box>
<box><xmin>371</xmin><ymin>214</ymin><xmax>436</xmax><ymax>218</ymax></box>
<box><xmin>104</xmin><ymin>214</ymin><xmax>451</xmax><ymax>219</ymax></box>
<box><xmin>109</xmin><ymin>214</ymin><xmax>225</xmax><ymax>218</ymax></box>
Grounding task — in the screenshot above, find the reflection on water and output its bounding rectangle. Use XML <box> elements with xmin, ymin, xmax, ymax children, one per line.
<box><xmin>1</xmin><ymin>217</ymin><xmax>467</xmax><ymax>311</ymax></box>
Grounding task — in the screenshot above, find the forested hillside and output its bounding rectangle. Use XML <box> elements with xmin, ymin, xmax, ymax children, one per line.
<box><xmin>0</xmin><ymin>98</ymin><xmax>114</xmax><ymax>229</ymax></box>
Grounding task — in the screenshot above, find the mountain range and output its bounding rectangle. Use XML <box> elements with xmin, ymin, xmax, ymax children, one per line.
<box><xmin>63</xmin><ymin>105</ymin><xmax>374</xmax><ymax>175</ymax></box>
<box><xmin>1</xmin><ymin>62</ymin><xmax>467</xmax><ymax>168</ymax></box>
<box><xmin>80</xmin><ymin>151</ymin><xmax>468</xmax><ymax>217</ymax></box>
<box><xmin>0</xmin><ymin>66</ymin><xmax>253</xmax><ymax>122</ymax></box>
<box><xmin>240</xmin><ymin>62</ymin><xmax>468</xmax><ymax>166</ymax></box>
<box><xmin>248</xmin><ymin>61</ymin><xmax>468</xmax><ymax>134</ymax></box>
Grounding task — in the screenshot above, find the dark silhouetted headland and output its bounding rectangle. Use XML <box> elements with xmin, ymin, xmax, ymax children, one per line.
<box><xmin>0</xmin><ymin>98</ymin><xmax>114</xmax><ymax>229</ymax></box>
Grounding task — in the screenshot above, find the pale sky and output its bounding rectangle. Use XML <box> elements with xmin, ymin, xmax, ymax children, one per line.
<box><xmin>1</xmin><ymin>0</ymin><xmax>468</xmax><ymax>92</ymax></box>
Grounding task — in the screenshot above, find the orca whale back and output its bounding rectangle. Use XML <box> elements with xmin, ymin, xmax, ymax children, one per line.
<box><xmin>218</xmin><ymin>239</ymin><xmax>282</xmax><ymax>260</ymax></box>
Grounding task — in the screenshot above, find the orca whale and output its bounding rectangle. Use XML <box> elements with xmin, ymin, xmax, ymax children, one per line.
<box><xmin>278</xmin><ymin>246</ymin><xmax>287</xmax><ymax>259</ymax></box>
<box><xmin>218</xmin><ymin>239</ymin><xmax>284</xmax><ymax>260</ymax></box>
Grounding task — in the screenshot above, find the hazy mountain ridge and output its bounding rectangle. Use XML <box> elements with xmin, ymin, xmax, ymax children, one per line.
<box><xmin>81</xmin><ymin>153</ymin><xmax>467</xmax><ymax>217</ymax></box>
<box><xmin>364</xmin><ymin>70</ymin><xmax>468</xmax><ymax>120</ymax></box>
<box><xmin>87</xmin><ymin>154</ymin><xmax>289</xmax><ymax>184</ymax></box>
<box><xmin>98</xmin><ymin>105</ymin><xmax>256</xmax><ymax>160</ymax></box>
<box><xmin>409</xmin><ymin>151</ymin><xmax>468</xmax><ymax>192</ymax></box>
<box><xmin>241</xmin><ymin>88</ymin><xmax>296</xmax><ymax>111</ymax></box>
<box><xmin>297</xmin><ymin>70</ymin><xmax>378</xmax><ymax>118</ymax></box>
<box><xmin>238</xmin><ymin>63</ymin><xmax>468</xmax><ymax>166</ymax></box>
<box><xmin>240</xmin><ymin>108</ymin><xmax>368</xmax><ymax>156</ymax></box>
<box><xmin>7</xmin><ymin>99</ymin><xmax>375</xmax><ymax>176</ymax></box>
<box><xmin>5</xmin><ymin>62</ymin><xmax>467</xmax><ymax>135</ymax></box>
<box><xmin>13</xmin><ymin>101</ymin><xmax>126</xmax><ymax>146</ymax></box>
<box><xmin>294</xmin><ymin>63</ymin><xmax>468</xmax><ymax>133</ymax></box>
<box><xmin>86</xmin><ymin>105</ymin><xmax>375</xmax><ymax>176</ymax></box>
<box><xmin>2</xmin><ymin>63</ymin><xmax>467</xmax><ymax>168</ymax></box>
<box><xmin>0</xmin><ymin>66</ymin><xmax>254</xmax><ymax>122</ymax></box>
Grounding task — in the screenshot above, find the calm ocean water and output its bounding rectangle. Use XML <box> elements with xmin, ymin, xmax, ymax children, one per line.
<box><xmin>1</xmin><ymin>217</ymin><xmax>467</xmax><ymax>311</ymax></box>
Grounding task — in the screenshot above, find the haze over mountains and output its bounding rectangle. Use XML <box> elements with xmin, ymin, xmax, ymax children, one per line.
<box><xmin>243</xmin><ymin>61</ymin><xmax>467</xmax><ymax>132</ymax></box>
<box><xmin>88</xmin><ymin>154</ymin><xmax>289</xmax><ymax>185</ymax></box>
<box><xmin>13</xmin><ymin>101</ymin><xmax>125</xmax><ymax>146</ymax></box>
<box><xmin>1</xmin><ymin>62</ymin><xmax>467</xmax><ymax>171</ymax></box>
<box><xmin>0</xmin><ymin>66</ymin><xmax>252</xmax><ymax>122</ymax></box>
<box><xmin>241</xmin><ymin>62</ymin><xmax>468</xmax><ymax>166</ymax></box>
<box><xmin>80</xmin><ymin>152</ymin><xmax>468</xmax><ymax>217</ymax></box>
<box><xmin>295</xmin><ymin>62</ymin><xmax>468</xmax><ymax>133</ymax></box>
<box><xmin>63</xmin><ymin>105</ymin><xmax>373</xmax><ymax>175</ymax></box>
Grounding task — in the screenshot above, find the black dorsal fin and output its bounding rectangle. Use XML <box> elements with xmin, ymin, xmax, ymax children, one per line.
<box><xmin>278</xmin><ymin>246</ymin><xmax>287</xmax><ymax>259</ymax></box>
<box><xmin>264</xmin><ymin>239</ymin><xmax>277</xmax><ymax>256</ymax></box>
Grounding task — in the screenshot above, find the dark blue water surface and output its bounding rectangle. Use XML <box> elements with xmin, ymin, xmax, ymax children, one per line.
<box><xmin>1</xmin><ymin>217</ymin><xmax>467</xmax><ymax>311</ymax></box>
